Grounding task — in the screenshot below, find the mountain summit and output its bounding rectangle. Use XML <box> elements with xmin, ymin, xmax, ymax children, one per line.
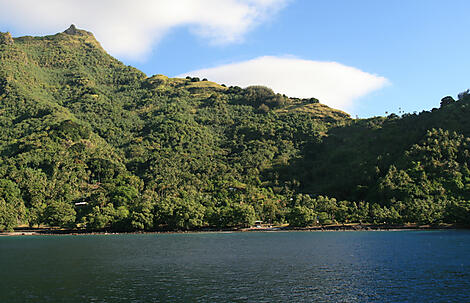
<box><xmin>64</xmin><ymin>24</ymin><xmax>79</xmax><ymax>35</ymax></box>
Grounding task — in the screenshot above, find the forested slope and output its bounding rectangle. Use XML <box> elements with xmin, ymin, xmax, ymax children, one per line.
<box><xmin>0</xmin><ymin>26</ymin><xmax>468</xmax><ymax>231</ymax></box>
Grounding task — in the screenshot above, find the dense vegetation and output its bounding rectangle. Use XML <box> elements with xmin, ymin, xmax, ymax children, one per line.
<box><xmin>0</xmin><ymin>27</ymin><xmax>469</xmax><ymax>231</ymax></box>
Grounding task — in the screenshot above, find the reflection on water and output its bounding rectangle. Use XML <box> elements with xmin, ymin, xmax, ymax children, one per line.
<box><xmin>1</xmin><ymin>230</ymin><xmax>470</xmax><ymax>302</ymax></box>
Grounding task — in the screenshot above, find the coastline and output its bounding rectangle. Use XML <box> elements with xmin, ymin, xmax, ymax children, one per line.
<box><xmin>0</xmin><ymin>223</ymin><xmax>466</xmax><ymax>237</ymax></box>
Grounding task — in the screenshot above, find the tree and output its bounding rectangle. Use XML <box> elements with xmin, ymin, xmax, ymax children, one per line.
<box><xmin>0</xmin><ymin>198</ymin><xmax>21</xmax><ymax>231</ymax></box>
<box><xmin>229</xmin><ymin>203</ymin><xmax>256</xmax><ymax>227</ymax></box>
<box><xmin>458</xmin><ymin>89</ymin><xmax>469</xmax><ymax>101</ymax></box>
<box><xmin>0</xmin><ymin>179</ymin><xmax>25</xmax><ymax>231</ymax></box>
<box><xmin>287</xmin><ymin>206</ymin><xmax>316</xmax><ymax>227</ymax></box>
<box><xmin>445</xmin><ymin>200</ymin><xmax>470</xmax><ymax>224</ymax></box>
<box><xmin>85</xmin><ymin>204</ymin><xmax>120</xmax><ymax>230</ymax></box>
<box><xmin>244</xmin><ymin>85</ymin><xmax>275</xmax><ymax>106</ymax></box>
<box><xmin>44</xmin><ymin>200</ymin><xmax>76</xmax><ymax>228</ymax></box>
<box><xmin>154</xmin><ymin>196</ymin><xmax>206</xmax><ymax>230</ymax></box>
<box><xmin>130</xmin><ymin>192</ymin><xmax>155</xmax><ymax>230</ymax></box>
<box><xmin>440</xmin><ymin>96</ymin><xmax>455</xmax><ymax>108</ymax></box>
<box><xmin>258</xmin><ymin>103</ymin><xmax>270</xmax><ymax>113</ymax></box>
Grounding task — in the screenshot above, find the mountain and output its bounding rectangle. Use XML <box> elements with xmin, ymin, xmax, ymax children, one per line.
<box><xmin>0</xmin><ymin>26</ymin><xmax>468</xmax><ymax>231</ymax></box>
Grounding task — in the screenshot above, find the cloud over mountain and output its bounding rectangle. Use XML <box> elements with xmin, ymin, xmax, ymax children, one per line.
<box><xmin>178</xmin><ymin>56</ymin><xmax>389</xmax><ymax>111</ymax></box>
<box><xmin>0</xmin><ymin>0</ymin><xmax>288</xmax><ymax>59</ymax></box>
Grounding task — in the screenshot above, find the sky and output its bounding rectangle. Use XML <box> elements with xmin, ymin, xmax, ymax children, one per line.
<box><xmin>1</xmin><ymin>0</ymin><xmax>469</xmax><ymax>117</ymax></box>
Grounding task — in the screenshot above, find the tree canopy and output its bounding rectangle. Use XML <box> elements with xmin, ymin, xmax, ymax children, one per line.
<box><xmin>0</xmin><ymin>28</ymin><xmax>469</xmax><ymax>231</ymax></box>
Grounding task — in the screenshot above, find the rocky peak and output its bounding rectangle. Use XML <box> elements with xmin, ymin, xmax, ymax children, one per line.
<box><xmin>64</xmin><ymin>24</ymin><xmax>79</xmax><ymax>35</ymax></box>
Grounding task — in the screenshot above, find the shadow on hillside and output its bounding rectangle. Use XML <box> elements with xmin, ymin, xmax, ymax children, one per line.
<box><xmin>262</xmin><ymin>106</ymin><xmax>464</xmax><ymax>201</ymax></box>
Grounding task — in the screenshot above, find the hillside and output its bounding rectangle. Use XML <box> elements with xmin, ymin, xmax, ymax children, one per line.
<box><xmin>0</xmin><ymin>26</ymin><xmax>469</xmax><ymax>231</ymax></box>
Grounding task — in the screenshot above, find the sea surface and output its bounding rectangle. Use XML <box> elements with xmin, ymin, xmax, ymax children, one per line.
<box><xmin>1</xmin><ymin>230</ymin><xmax>470</xmax><ymax>302</ymax></box>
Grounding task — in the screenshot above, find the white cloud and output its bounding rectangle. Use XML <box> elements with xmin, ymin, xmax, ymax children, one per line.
<box><xmin>0</xmin><ymin>0</ymin><xmax>288</xmax><ymax>60</ymax></box>
<box><xmin>177</xmin><ymin>56</ymin><xmax>389</xmax><ymax>111</ymax></box>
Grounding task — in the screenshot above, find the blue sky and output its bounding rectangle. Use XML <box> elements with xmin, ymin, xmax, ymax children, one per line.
<box><xmin>1</xmin><ymin>0</ymin><xmax>469</xmax><ymax>117</ymax></box>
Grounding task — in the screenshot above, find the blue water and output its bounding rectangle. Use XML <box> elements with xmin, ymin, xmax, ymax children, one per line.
<box><xmin>1</xmin><ymin>230</ymin><xmax>470</xmax><ymax>302</ymax></box>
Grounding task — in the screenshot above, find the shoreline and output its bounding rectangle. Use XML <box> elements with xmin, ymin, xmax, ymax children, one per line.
<box><xmin>0</xmin><ymin>223</ymin><xmax>467</xmax><ymax>237</ymax></box>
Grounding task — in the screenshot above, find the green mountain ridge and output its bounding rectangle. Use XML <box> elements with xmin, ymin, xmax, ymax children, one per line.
<box><xmin>0</xmin><ymin>26</ymin><xmax>469</xmax><ymax>231</ymax></box>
